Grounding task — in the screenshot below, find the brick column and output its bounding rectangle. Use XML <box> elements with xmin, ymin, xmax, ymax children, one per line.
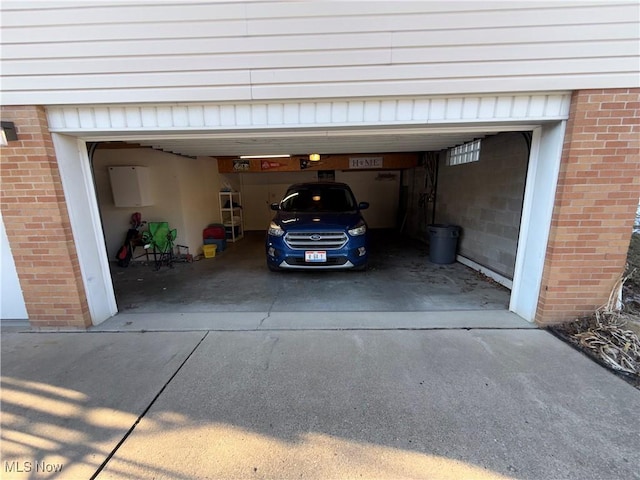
<box><xmin>1</xmin><ymin>106</ymin><xmax>91</xmax><ymax>329</ymax></box>
<box><xmin>536</xmin><ymin>89</ymin><xmax>640</xmax><ymax>325</ymax></box>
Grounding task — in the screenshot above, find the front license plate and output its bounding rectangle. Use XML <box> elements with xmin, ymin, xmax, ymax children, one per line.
<box><xmin>305</xmin><ymin>251</ymin><xmax>327</xmax><ymax>263</ymax></box>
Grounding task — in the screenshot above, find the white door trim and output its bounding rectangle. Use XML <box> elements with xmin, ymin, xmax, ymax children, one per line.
<box><xmin>45</xmin><ymin>95</ymin><xmax>570</xmax><ymax>325</ymax></box>
<box><xmin>51</xmin><ymin>122</ymin><xmax>568</xmax><ymax>325</ymax></box>
<box><xmin>510</xmin><ymin>122</ymin><xmax>566</xmax><ymax>321</ymax></box>
<box><xmin>46</xmin><ymin>93</ymin><xmax>571</xmax><ymax>134</ymax></box>
<box><xmin>52</xmin><ymin>133</ymin><xmax>118</xmax><ymax>325</ymax></box>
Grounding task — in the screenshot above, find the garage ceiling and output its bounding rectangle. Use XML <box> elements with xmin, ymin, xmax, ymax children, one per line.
<box><xmin>123</xmin><ymin>126</ymin><xmax>523</xmax><ymax>158</ymax></box>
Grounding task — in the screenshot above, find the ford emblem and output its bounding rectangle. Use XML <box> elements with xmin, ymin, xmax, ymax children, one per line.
<box><xmin>310</xmin><ymin>234</ymin><xmax>322</xmax><ymax>241</ymax></box>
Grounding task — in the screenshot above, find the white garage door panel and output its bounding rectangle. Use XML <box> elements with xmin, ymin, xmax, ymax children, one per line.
<box><xmin>337</xmin><ymin>171</ymin><xmax>400</xmax><ymax>229</ymax></box>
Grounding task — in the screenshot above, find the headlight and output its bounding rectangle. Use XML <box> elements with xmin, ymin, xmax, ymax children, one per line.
<box><xmin>268</xmin><ymin>221</ymin><xmax>285</xmax><ymax>237</ymax></box>
<box><xmin>348</xmin><ymin>222</ymin><xmax>367</xmax><ymax>236</ymax></box>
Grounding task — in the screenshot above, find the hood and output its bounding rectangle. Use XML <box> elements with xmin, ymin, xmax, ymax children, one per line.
<box><xmin>274</xmin><ymin>211</ymin><xmax>364</xmax><ymax>230</ymax></box>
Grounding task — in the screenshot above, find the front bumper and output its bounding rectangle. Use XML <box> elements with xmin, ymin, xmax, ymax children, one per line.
<box><xmin>275</xmin><ymin>259</ymin><xmax>357</xmax><ymax>270</ymax></box>
<box><xmin>266</xmin><ymin>232</ymin><xmax>368</xmax><ymax>270</ymax></box>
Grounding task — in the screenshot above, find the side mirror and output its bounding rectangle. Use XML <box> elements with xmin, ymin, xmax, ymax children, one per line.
<box><xmin>358</xmin><ymin>202</ymin><xmax>370</xmax><ymax>210</ymax></box>
<box><xmin>270</xmin><ymin>203</ymin><xmax>280</xmax><ymax>211</ymax></box>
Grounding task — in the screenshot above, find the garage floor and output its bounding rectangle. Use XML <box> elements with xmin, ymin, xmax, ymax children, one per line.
<box><xmin>111</xmin><ymin>230</ymin><xmax>511</xmax><ymax>314</ymax></box>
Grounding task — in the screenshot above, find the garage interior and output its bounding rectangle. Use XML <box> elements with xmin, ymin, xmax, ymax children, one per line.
<box><xmin>91</xmin><ymin>128</ymin><xmax>529</xmax><ymax>316</ymax></box>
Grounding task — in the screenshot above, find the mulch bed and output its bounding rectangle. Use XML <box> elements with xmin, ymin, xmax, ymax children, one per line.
<box><xmin>549</xmin><ymin>313</ymin><xmax>640</xmax><ymax>390</ymax></box>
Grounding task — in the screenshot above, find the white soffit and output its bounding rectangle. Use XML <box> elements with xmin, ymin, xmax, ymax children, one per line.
<box><xmin>47</xmin><ymin>93</ymin><xmax>571</xmax><ymax>156</ymax></box>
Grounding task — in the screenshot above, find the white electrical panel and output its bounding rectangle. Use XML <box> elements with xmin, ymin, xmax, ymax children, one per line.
<box><xmin>108</xmin><ymin>166</ymin><xmax>153</xmax><ymax>207</ymax></box>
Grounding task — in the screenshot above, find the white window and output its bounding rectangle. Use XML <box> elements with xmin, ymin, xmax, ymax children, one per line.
<box><xmin>446</xmin><ymin>139</ymin><xmax>481</xmax><ymax>166</ymax></box>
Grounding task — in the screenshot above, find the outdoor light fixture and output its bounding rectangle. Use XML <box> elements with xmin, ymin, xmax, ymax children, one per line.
<box><xmin>0</xmin><ymin>121</ymin><xmax>18</xmax><ymax>146</ymax></box>
<box><xmin>309</xmin><ymin>153</ymin><xmax>320</xmax><ymax>161</ymax></box>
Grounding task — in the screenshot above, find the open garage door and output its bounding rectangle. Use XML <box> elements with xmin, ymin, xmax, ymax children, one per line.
<box><xmin>87</xmin><ymin>131</ymin><xmax>528</xmax><ymax>320</ymax></box>
<box><xmin>48</xmin><ymin>93</ymin><xmax>569</xmax><ymax>325</ymax></box>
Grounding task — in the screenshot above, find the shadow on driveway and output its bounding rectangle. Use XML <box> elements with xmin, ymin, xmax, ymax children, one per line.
<box><xmin>2</xmin><ymin>326</ymin><xmax>639</xmax><ymax>479</ymax></box>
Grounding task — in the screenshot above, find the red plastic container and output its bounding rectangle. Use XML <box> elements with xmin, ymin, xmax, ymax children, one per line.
<box><xmin>203</xmin><ymin>225</ymin><xmax>225</xmax><ymax>240</ymax></box>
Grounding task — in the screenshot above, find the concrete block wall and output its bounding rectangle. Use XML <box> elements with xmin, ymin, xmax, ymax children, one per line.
<box><xmin>435</xmin><ymin>132</ymin><xmax>529</xmax><ymax>278</ymax></box>
<box><xmin>0</xmin><ymin>106</ymin><xmax>91</xmax><ymax>329</ymax></box>
<box><xmin>536</xmin><ymin>89</ymin><xmax>640</xmax><ymax>325</ymax></box>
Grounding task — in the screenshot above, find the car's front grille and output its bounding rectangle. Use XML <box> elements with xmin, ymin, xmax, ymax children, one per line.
<box><xmin>284</xmin><ymin>231</ymin><xmax>348</xmax><ymax>250</ymax></box>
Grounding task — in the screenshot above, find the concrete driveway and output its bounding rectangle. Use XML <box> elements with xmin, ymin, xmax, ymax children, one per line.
<box><xmin>1</xmin><ymin>315</ymin><xmax>639</xmax><ymax>479</ymax></box>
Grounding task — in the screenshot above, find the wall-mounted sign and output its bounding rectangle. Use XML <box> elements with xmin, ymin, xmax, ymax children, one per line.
<box><xmin>261</xmin><ymin>160</ymin><xmax>287</xmax><ymax>171</ymax></box>
<box><xmin>349</xmin><ymin>156</ymin><xmax>383</xmax><ymax>169</ymax></box>
<box><xmin>233</xmin><ymin>160</ymin><xmax>250</xmax><ymax>171</ymax></box>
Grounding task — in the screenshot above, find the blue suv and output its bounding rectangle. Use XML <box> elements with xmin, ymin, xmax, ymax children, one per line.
<box><xmin>266</xmin><ymin>182</ymin><xmax>370</xmax><ymax>271</ymax></box>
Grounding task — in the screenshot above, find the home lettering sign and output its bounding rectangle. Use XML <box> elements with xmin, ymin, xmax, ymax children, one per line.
<box><xmin>349</xmin><ymin>157</ymin><xmax>383</xmax><ymax>169</ymax></box>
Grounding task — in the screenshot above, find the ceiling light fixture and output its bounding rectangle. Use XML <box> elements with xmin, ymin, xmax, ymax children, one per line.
<box><xmin>309</xmin><ymin>153</ymin><xmax>320</xmax><ymax>162</ymax></box>
<box><xmin>239</xmin><ymin>154</ymin><xmax>290</xmax><ymax>159</ymax></box>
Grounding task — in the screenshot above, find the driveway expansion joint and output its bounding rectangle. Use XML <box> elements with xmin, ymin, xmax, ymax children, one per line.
<box><xmin>89</xmin><ymin>331</ymin><xmax>209</xmax><ymax>480</ymax></box>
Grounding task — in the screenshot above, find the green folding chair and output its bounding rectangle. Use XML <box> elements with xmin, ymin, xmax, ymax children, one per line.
<box><xmin>142</xmin><ymin>222</ymin><xmax>177</xmax><ymax>270</ymax></box>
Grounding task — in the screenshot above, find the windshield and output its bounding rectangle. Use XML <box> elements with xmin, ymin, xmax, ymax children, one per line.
<box><xmin>280</xmin><ymin>186</ymin><xmax>357</xmax><ymax>213</ymax></box>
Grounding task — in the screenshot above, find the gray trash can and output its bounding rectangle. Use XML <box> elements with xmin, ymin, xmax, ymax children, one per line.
<box><xmin>428</xmin><ymin>224</ymin><xmax>460</xmax><ymax>264</ymax></box>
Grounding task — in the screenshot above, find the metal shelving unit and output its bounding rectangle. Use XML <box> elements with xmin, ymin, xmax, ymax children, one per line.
<box><xmin>219</xmin><ymin>191</ymin><xmax>244</xmax><ymax>242</ymax></box>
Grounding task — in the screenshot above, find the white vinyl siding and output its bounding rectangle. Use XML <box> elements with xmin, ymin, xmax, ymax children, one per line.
<box><xmin>1</xmin><ymin>1</ymin><xmax>638</xmax><ymax>105</ymax></box>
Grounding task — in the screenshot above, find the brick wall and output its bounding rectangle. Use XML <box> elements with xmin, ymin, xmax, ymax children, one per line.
<box><xmin>536</xmin><ymin>89</ymin><xmax>640</xmax><ymax>325</ymax></box>
<box><xmin>0</xmin><ymin>106</ymin><xmax>91</xmax><ymax>329</ymax></box>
